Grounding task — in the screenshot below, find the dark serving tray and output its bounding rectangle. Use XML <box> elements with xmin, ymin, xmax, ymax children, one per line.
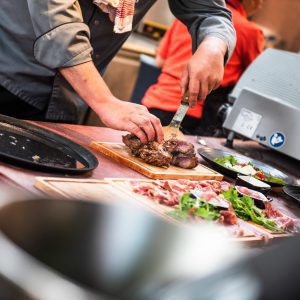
<box><xmin>0</xmin><ymin>114</ymin><xmax>98</xmax><ymax>174</ymax></box>
<box><xmin>198</xmin><ymin>147</ymin><xmax>294</xmax><ymax>187</ymax></box>
<box><xmin>283</xmin><ymin>185</ymin><xmax>300</xmax><ymax>204</ymax></box>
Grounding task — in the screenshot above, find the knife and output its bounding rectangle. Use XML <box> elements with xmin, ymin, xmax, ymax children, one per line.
<box><xmin>162</xmin><ymin>92</ymin><xmax>189</xmax><ymax>140</ymax></box>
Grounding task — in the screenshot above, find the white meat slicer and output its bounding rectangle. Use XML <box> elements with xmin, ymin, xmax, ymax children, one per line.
<box><xmin>222</xmin><ymin>49</ymin><xmax>300</xmax><ymax>161</ymax></box>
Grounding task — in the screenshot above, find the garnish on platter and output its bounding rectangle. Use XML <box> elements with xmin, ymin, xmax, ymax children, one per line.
<box><xmin>169</xmin><ymin>192</ymin><xmax>238</xmax><ymax>225</ymax></box>
<box><xmin>222</xmin><ymin>188</ymin><xmax>297</xmax><ymax>232</ymax></box>
<box><xmin>214</xmin><ymin>155</ymin><xmax>287</xmax><ymax>185</ymax></box>
<box><xmin>235</xmin><ymin>186</ymin><xmax>270</xmax><ymax>209</ymax></box>
<box><xmin>131</xmin><ymin>179</ymin><xmax>237</xmax><ymax>225</ymax></box>
<box><xmin>130</xmin><ymin>179</ymin><xmax>299</xmax><ymax>233</ymax></box>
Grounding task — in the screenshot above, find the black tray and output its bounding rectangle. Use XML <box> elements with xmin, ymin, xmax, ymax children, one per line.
<box><xmin>283</xmin><ymin>185</ymin><xmax>300</xmax><ymax>203</ymax></box>
<box><xmin>0</xmin><ymin>114</ymin><xmax>98</xmax><ymax>174</ymax></box>
<box><xmin>198</xmin><ymin>147</ymin><xmax>294</xmax><ymax>187</ymax></box>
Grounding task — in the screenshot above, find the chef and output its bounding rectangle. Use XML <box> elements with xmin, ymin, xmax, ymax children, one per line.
<box><xmin>140</xmin><ymin>0</ymin><xmax>264</xmax><ymax>136</ymax></box>
<box><xmin>0</xmin><ymin>0</ymin><xmax>235</xmax><ymax>143</ymax></box>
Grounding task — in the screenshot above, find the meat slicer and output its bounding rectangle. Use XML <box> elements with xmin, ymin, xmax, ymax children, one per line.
<box><xmin>222</xmin><ymin>49</ymin><xmax>300</xmax><ymax>161</ymax></box>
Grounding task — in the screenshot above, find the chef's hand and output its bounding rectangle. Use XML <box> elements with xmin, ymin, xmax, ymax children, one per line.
<box><xmin>97</xmin><ymin>98</ymin><xmax>164</xmax><ymax>144</ymax></box>
<box><xmin>181</xmin><ymin>36</ymin><xmax>227</xmax><ymax>107</ymax></box>
<box><xmin>59</xmin><ymin>62</ymin><xmax>163</xmax><ymax>144</ymax></box>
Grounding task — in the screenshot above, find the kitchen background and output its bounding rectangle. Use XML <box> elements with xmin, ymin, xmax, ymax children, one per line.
<box><xmin>143</xmin><ymin>0</ymin><xmax>300</xmax><ymax>52</ymax></box>
<box><xmin>86</xmin><ymin>0</ymin><xmax>300</xmax><ymax>125</ymax></box>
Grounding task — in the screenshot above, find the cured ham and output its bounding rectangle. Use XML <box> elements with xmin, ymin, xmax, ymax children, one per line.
<box><xmin>131</xmin><ymin>179</ymin><xmax>231</xmax><ymax>207</ymax></box>
<box><xmin>263</xmin><ymin>202</ymin><xmax>296</xmax><ymax>231</ymax></box>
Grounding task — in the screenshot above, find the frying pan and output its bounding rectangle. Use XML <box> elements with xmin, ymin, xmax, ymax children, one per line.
<box><xmin>0</xmin><ymin>197</ymin><xmax>242</xmax><ymax>299</ymax></box>
<box><xmin>0</xmin><ymin>199</ymin><xmax>167</xmax><ymax>299</ymax></box>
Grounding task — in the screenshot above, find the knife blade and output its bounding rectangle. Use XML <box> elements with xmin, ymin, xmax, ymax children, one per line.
<box><xmin>162</xmin><ymin>92</ymin><xmax>189</xmax><ymax>140</ymax></box>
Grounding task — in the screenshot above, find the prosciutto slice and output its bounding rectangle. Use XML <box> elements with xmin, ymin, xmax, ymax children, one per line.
<box><xmin>263</xmin><ymin>202</ymin><xmax>296</xmax><ymax>231</ymax></box>
<box><xmin>131</xmin><ymin>180</ymin><xmax>231</xmax><ymax>207</ymax></box>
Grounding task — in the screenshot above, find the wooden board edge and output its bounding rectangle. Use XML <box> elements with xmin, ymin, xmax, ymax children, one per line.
<box><xmin>34</xmin><ymin>177</ymin><xmax>71</xmax><ymax>198</ymax></box>
<box><xmin>108</xmin><ymin>181</ymin><xmax>180</xmax><ymax>224</ymax></box>
<box><xmin>148</xmin><ymin>173</ymin><xmax>224</xmax><ymax>180</ymax></box>
<box><xmin>271</xmin><ymin>233</ymin><xmax>294</xmax><ymax>239</ymax></box>
<box><xmin>90</xmin><ymin>141</ymin><xmax>224</xmax><ymax>180</ymax></box>
<box><xmin>35</xmin><ymin>176</ymin><xmax>180</xmax><ymax>226</ymax></box>
<box><xmin>90</xmin><ymin>142</ymin><xmax>149</xmax><ymax>170</ymax></box>
<box><xmin>35</xmin><ymin>176</ymin><xmax>103</xmax><ymax>184</ymax></box>
<box><xmin>90</xmin><ymin>142</ymin><xmax>158</xmax><ymax>178</ymax></box>
<box><xmin>231</xmin><ymin>236</ymin><xmax>272</xmax><ymax>247</ymax></box>
<box><xmin>104</xmin><ymin>178</ymin><xmax>153</xmax><ymax>182</ymax></box>
<box><xmin>248</xmin><ymin>221</ymin><xmax>293</xmax><ymax>238</ymax></box>
<box><xmin>34</xmin><ymin>177</ymin><xmax>107</xmax><ymax>198</ymax></box>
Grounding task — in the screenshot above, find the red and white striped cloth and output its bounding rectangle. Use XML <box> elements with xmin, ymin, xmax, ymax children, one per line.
<box><xmin>93</xmin><ymin>0</ymin><xmax>136</xmax><ymax>33</ymax></box>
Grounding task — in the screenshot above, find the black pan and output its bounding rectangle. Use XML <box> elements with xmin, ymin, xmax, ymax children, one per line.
<box><xmin>0</xmin><ymin>114</ymin><xmax>98</xmax><ymax>174</ymax></box>
<box><xmin>0</xmin><ymin>198</ymin><xmax>201</xmax><ymax>299</ymax></box>
<box><xmin>198</xmin><ymin>147</ymin><xmax>294</xmax><ymax>187</ymax></box>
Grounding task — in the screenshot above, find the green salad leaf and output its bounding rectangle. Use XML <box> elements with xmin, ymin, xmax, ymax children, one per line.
<box><xmin>169</xmin><ymin>193</ymin><xmax>221</xmax><ymax>221</ymax></box>
<box><xmin>214</xmin><ymin>155</ymin><xmax>238</xmax><ymax>166</ymax></box>
<box><xmin>263</xmin><ymin>174</ymin><xmax>287</xmax><ymax>185</ymax></box>
<box><xmin>214</xmin><ymin>156</ymin><xmax>287</xmax><ymax>185</ymax></box>
<box><xmin>222</xmin><ymin>188</ymin><xmax>281</xmax><ymax>232</ymax></box>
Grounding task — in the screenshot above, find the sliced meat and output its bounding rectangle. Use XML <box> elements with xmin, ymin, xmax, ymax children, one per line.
<box><xmin>122</xmin><ymin>134</ymin><xmax>143</xmax><ymax>156</ymax></box>
<box><xmin>163</xmin><ymin>139</ymin><xmax>195</xmax><ymax>154</ymax></box>
<box><xmin>131</xmin><ymin>181</ymin><xmax>180</xmax><ymax>206</ymax></box>
<box><xmin>123</xmin><ymin>134</ymin><xmax>198</xmax><ymax>169</ymax></box>
<box><xmin>220</xmin><ymin>206</ymin><xmax>238</xmax><ymax>225</ymax></box>
<box><xmin>123</xmin><ymin>134</ymin><xmax>172</xmax><ymax>167</ymax></box>
<box><xmin>263</xmin><ymin>202</ymin><xmax>295</xmax><ymax>230</ymax></box>
<box><xmin>131</xmin><ymin>180</ymin><xmax>233</xmax><ymax>209</ymax></box>
<box><xmin>139</xmin><ymin>143</ymin><xmax>172</xmax><ymax>168</ymax></box>
<box><xmin>172</xmin><ymin>155</ymin><xmax>198</xmax><ymax>169</ymax></box>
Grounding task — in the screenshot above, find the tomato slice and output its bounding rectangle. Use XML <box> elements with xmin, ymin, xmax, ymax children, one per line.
<box><xmin>255</xmin><ymin>172</ymin><xmax>266</xmax><ymax>180</ymax></box>
<box><xmin>188</xmin><ymin>208</ymin><xmax>196</xmax><ymax>215</ymax></box>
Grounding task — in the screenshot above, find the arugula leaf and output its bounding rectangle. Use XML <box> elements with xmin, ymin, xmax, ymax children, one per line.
<box><xmin>170</xmin><ymin>193</ymin><xmax>221</xmax><ymax>221</ymax></box>
<box><xmin>222</xmin><ymin>188</ymin><xmax>281</xmax><ymax>232</ymax></box>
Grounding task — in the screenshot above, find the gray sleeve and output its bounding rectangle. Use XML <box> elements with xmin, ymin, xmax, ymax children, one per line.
<box><xmin>168</xmin><ymin>0</ymin><xmax>236</xmax><ymax>62</ymax></box>
<box><xmin>27</xmin><ymin>0</ymin><xmax>93</xmax><ymax>69</ymax></box>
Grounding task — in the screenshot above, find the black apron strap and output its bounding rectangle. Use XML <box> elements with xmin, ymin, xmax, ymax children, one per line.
<box><xmin>0</xmin><ymin>85</ymin><xmax>46</xmax><ymax>120</ymax></box>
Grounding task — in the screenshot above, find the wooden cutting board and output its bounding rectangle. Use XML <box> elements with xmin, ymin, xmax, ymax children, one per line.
<box><xmin>35</xmin><ymin>176</ymin><xmax>294</xmax><ymax>246</ymax></box>
<box><xmin>34</xmin><ymin>177</ymin><xmax>180</xmax><ymax>224</ymax></box>
<box><xmin>90</xmin><ymin>142</ymin><xmax>223</xmax><ymax>180</ymax></box>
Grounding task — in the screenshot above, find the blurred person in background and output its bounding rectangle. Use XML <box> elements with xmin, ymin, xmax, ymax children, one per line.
<box><xmin>141</xmin><ymin>0</ymin><xmax>264</xmax><ymax>136</ymax></box>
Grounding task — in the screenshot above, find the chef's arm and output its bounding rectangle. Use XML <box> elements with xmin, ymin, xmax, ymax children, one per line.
<box><xmin>169</xmin><ymin>0</ymin><xmax>236</xmax><ymax>106</ymax></box>
<box><xmin>59</xmin><ymin>62</ymin><xmax>164</xmax><ymax>143</ymax></box>
<box><xmin>26</xmin><ymin>0</ymin><xmax>163</xmax><ymax>142</ymax></box>
<box><xmin>27</xmin><ymin>0</ymin><xmax>93</xmax><ymax>69</ymax></box>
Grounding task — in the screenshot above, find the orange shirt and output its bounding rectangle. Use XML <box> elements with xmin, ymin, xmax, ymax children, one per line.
<box><xmin>142</xmin><ymin>0</ymin><xmax>264</xmax><ymax>119</ymax></box>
